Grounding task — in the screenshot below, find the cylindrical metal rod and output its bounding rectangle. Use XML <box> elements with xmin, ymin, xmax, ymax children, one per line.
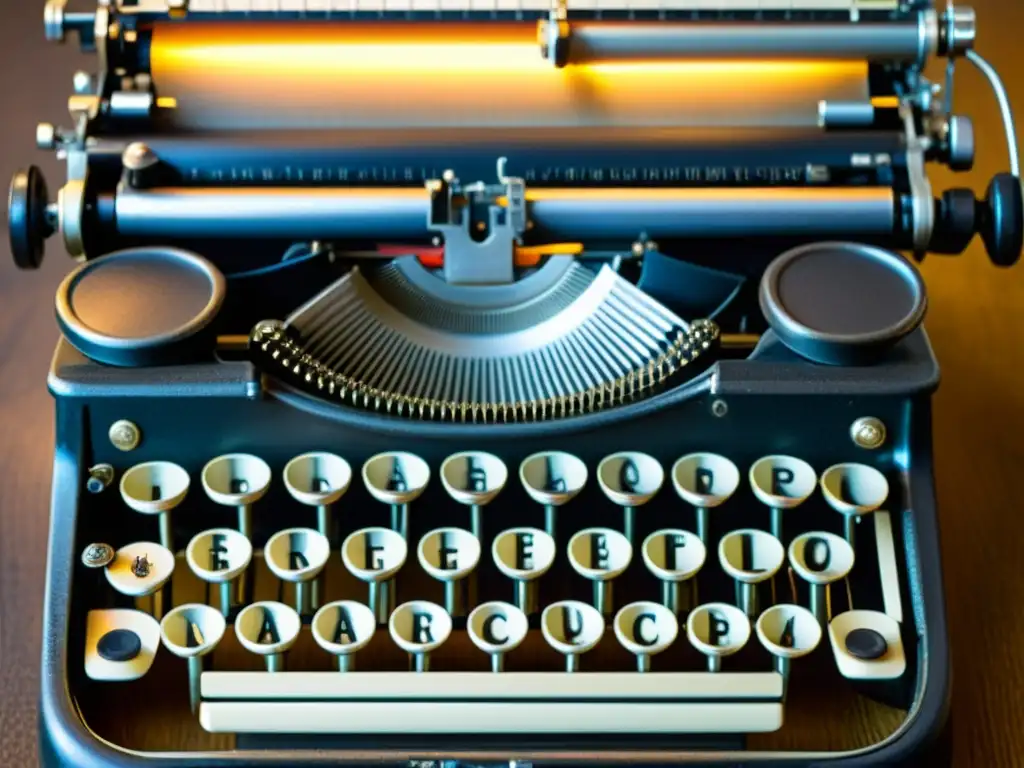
<box><xmin>544</xmin><ymin>505</ymin><xmax>556</xmax><ymax>540</ymax></box>
<box><xmin>296</xmin><ymin>581</ymin><xmax>308</xmax><ymax>615</ymax></box>
<box><xmin>771</xmin><ymin>508</ymin><xmax>784</xmax><ymax>541</ymax></box>
<box><xmin>696</xmin><ymin>507</ymin><xmax>709</xmax><ymax>543</ymax></box>
<box><xmin>114</xmin><ymin>186</ymin><xmax>897</xmax><ymax>241</ymax></box>
<box><xmin>158</xmin><ymin>513</ymin><xmax>174</xmax><ymax>553</ymax></box>
<box><xmin>219</xmin><ymin>582</ymin><xmax>232</xmax><ymax>618</ymax></box>
<box><xmin>740</xmin><ymin>583</ymin><xmax>759</xmax><ymax>619</ymax></box>
<box><xmin>414</xmin><ymin>653</ymin><xmax>430</xmax><ymax>673</ymax></box>
<box><xmin>563</xmin><ymin>21</ymin><xmax>935</xmax><ymax>63</ymax></box>
<box><xmin>662</xmin><ymin>580</ymin><xmax>681</xmax><ymax>614</ymax></box>
<box><xmin>338</xmin><ymin>654</ymin><xmax>355</xmax><ymax>672</ymax></box>
<box><xmin>594</xmin><ymin>581</ymin><xmax>613</xmax><ymax>616</ymax></box>
<box><xmin>187</xmin><ymin>656</ymin><xmax>203</xmax><ymax>714</ymax></box>
<box><xmin>237</xmin><ymin>504</ymin><xmax>252</xmax><ymax>540</ymax></box>
<box><xmin>637</xmin><ymin>653</ymin><xmax>651</xmax><ymax>673</ymax></box>
<box><xmin>810</xmin><ymin>584</ymin><xmax>828</xmax><ymax>628</ymax></box>
<box><xmin>471</xmin><ymin>505</ymin><xmax>483</xmax><ymax>541</ymax></box>
<box><xmin>707</xmin><ymin>655</ymin><xmax>721</xmax><ymax>673</ymax></box>
<box><xmin>266</xmin><ymin>653</ymin><xmax>285</xmax><ymax>673</ymax></box>
<box><xmin>566</xmin><ymin>655</ymin><xmax>579</xmax><ymax>673</ymax></box>
<box><xmin>623</xmin><ymin>507</ymin><xmax>635</xmax><ymax>546</ymax></box>
<box><xmin>491</xmin><ymin>654</ymin><xmax>504</xmax><ymax>674</ymax></box>
<box><xmin>316</xmin><ymin>504</ymin><xmax>331</xmax><ymax>542</ymax></box>
<box><xmin>844</xmin><ymin>515</ymin><xmax>857</xmax><ymax>548</ymax></box>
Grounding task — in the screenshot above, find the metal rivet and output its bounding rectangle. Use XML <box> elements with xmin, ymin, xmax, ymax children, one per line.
<box><xmin>711</xmin><ymin>399</ymin><xmax>728</xmax><ymax>418</ymax></box>
<box><xmin>109</xmin><ymin>420</ymin><xmax>141</xmax><ymax>451</ymax></box>
<box><xmin>851</xmin><ymin>417</ymin><xmax>886</xmax><ymax>450</ymax></box>
<box><xmin>82</xmin><ymin>542</ymin><xmax>115</xmax><ymax>569</ymax></box>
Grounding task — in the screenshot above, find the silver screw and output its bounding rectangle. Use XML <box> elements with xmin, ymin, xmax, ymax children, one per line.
<box><xmin>851</xmin><ymin>417</ymin><xmax>886</xmax><ymax>450</ymax></box>
<box><xmin>122</xmin><ymin>142</ymin><xmax>158</xmax><ymax>171</ymax></box>
<box><xmin>711</xmin><ymin>399</ymin><xmax>728</xmax><ymax>418</ymax></box>
<box><xmin>109</xmin><ymin>420</ymin><xmax>141</xmax><ymax>451</ymax></box>
<box><xmin>36</xmin><ymin>123</ymin><xmax>58</xmax><ymax>150</ymax></box>
<box><xmin>73</xmin><ymin>71</ymin><xmax>93</xmax><ymax>94</ymax></box>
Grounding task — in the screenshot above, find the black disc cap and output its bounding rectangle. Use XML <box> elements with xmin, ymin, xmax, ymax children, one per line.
<box><xmin>8</xmin><ymin>166</ymin><xmax>53</xmax><ymax>270</ymax></box>
<box><xmin>845</xmin><ymin>627</ymin><xmax>888</xmax><ymax>661</ymax></box>
<box><xmin>979</xmin><ymin>173</ymin><xmax>1023</xmax><ymax>267</ymax></box>
<box><xmin>97</xmin><ymin>629</ymin><xmax>143</xmax><ymax>663</ymax></box>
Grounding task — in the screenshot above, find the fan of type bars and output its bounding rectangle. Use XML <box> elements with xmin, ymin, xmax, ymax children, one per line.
<box><xmin>248</xmin><ymin>257</ymin><xmax>720</xmax><ymax>423</ymax></box>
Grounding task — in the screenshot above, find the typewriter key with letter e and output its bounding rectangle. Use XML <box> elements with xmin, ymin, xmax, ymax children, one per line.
<box><xmin>568</xmin><ymin>527</ymin><xmax>633</xmax><ymax>617</ymax></box>
<box><xmin>492</xmin><ymin>526</ymin><xmax>557</xmax><ymax>615</ymax></box>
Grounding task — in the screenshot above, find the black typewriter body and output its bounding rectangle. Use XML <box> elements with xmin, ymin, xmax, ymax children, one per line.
<box><xmin>13</xmin><ymin>1</ymin><xmax>1024</xmax><ymax>766</ymax></box>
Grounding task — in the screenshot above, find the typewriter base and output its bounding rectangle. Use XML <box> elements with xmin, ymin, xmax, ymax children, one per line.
<box><xmin>39</xmin><ymin>332</ymin><xmax>951</xmax><ymax>766</ymax></box>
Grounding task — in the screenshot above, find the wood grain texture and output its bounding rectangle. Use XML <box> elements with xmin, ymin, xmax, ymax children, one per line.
<box><xmin>2</xmin><ymin>1</ymin><xmax>1024</xmax><ymax>765</ymax></box>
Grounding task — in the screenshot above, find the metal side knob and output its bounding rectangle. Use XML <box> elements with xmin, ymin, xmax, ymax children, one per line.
<box><xmin>979</xmin><ymin>173</ymin><xmax>1023</xmax><ymax>267</ymax></box>
<box><xmin>8</xmin><ymin>166</ymin><xmax>54</xmax><ymax>269</ymax></box>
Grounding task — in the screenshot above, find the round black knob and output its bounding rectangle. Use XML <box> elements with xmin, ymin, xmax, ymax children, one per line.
<box><xmin>978</xmin><ymin>173</ymin><xmax>1023</xmax><ymax>267</ymax></box>
<box><xmin>8</xmin><ymin>166</ymin><xmax>54</xmax><ymax>270</ymax></box>
<box><xmin>931</xmin><ymin>188</ymin><xmax>977</xmax><ymax>255</ymax></box>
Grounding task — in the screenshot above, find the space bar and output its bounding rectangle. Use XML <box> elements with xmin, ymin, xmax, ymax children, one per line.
<box><xmin>199</xmin><ymin>672</ymin><xmax>784</xmax><ymax>734</ymax></box>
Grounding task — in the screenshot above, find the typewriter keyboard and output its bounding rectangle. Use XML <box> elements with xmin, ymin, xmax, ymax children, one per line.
<box><xmin>75</xmin><ymin>448</ymin><xmax>911</xmax><ymax>754</ymax></box>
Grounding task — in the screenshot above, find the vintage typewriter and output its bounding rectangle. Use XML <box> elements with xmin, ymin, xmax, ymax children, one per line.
<box><xmin>10</xmin><ymin>0</ymin><xmax>1023</xmax><ymax>765</ymax></box>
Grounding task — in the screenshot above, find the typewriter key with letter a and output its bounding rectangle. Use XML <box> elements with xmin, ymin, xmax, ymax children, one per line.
<box><xmin>311</xmin><ymin>600</ymin><xmax>377</xmax><ymax>672</ymax></box>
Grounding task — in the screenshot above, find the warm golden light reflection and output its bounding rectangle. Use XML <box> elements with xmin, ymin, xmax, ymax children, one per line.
<box><xmin>150</xmin><ymin>22</ymin><xmax>870</xmax><ymax>130</ymax></box>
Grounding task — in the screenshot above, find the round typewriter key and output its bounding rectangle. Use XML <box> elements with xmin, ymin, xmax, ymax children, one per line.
<box><xmin>844</xmin><ymin>627</ymin><xmax>888</xmax><ymax>660</ymax></box>
<box><xmin>389</xmin><ymin>600</ymin><xmax>452</xmax><ymax>672</ymax></box>
<box><xmin>417</xmin><ymin>527</ymin><xmax>482</xmax><ymax>618</ymax></box>
<box><xmin>201</xmin><ymin>453</ymin><xmax>272</xmax><ymax>542</ymax></box>
<box><xmin>264</xmin><ymin>527</ymin><xmax>331</xmax><ymax>616</ymax></box>
<box><xmin>828</xmin><ymin>610</ymin><xmax>905</xmax><ymax>681</ymax></box>
<box><xmin>235</xmin><ymin>601</ymin><xmax>302</xmax><ymax>672</ymax></box>
<box><xmin>284</xmin><ymin>452</ymin><xmax>353</xmax><ymax>543</ymax></box>
<box><xmin>467</xmin><ymin>601</ymin><xmax>529</xmax><ymax>673</ymax></box>
<box><xmin>440</xmin><ymin>451</ymin><xmax>508</xmax><ymax>541</ymax></box>
<box><xmin>186</xmin><ymin>528</ymin><xmax>254</xmax><ymax>618</ymax></box>
<box><xmin>120</xmin><ymin>461</ymin><xmax>190</xmax><ymax>552</ymax></box>
<box><xmin>788</xmin><ymin>531</ymin><xmax>856</xmax><ymax>629</ymax></box>
<box><xmin>597</xmin><ymin>452</ymin><xmax>664</xmax><ymax>546</ymax></box>
<box><xmin>161</xmin><ymin>603</ymin><xmax>228</xmax><ymax>713</ymax></box>
<box><xmin>687</xmin><ymin>602</ymin><xmax>751</xmax><ymax>673</ymax></box>
<box><xmin>718</xmin><ymin>530</ymin><xmax>785</xmax><ymax>619</ymax></box>
<box><xmin>671</xmin><ymin>453</ymin><xmax>740</xmax><ymax>543</ymax></box>
<box><xmin>105</xmin><ymin>541</ymin><xmax>175</xmax><ymax>619</ymax></box>
<box><xmin>362</xmin><ymin>452</ymin><xmax>430</xmax><ymax>540</ymax></box>
<box><xmin>541</xmin><ymin>600</ymin><xmax>605</xmax><ymax>673</ymax></box>
<box><xmin>613</xmin><ymin>601</ymin><xmax>679</xmax><ymax>672</ymax></box>
<box><xmin>756</xmin><ymin>604</ymin><xmax>822</xmax><ymax>694</ymax></box>
<box><xmin>641</xmin><ymin>529</ymin><xmax>706</xmax><ymax>615</ymax></box>
<box><xmin>97</xmin><ymin>629</ymin><xmax>142</xmax><ymax>663</ymax></box>
<box><xmin>342</xmin><ymin>527</ymin><xmax>408</xmax><ymax>625</ymax></box>
<box><xmin>820</xmin><ymin>463</ymin><xmax>889</xmax><ymax>549</ymax></box>
<box><xmin>492</xmin><ymin>527</ymin><xmax>557</xmax><ymax>615</ymax></box>
<box><xmin>519</xmin><ymin>451</ymin><xmax>588</xmax><ymax>540</ymax></box>
<box><xmin>568</xmin><ymin>527</ymin><xmax>633</xmax><ymax>617</ymax></box>
<box><xmin>312</xmin><ymin>600</ymin><xmax>377</xmax><ymax>672</ymax></box>
<box><xmin>749</xmin><ymin>455</ymin><xmax>817</xmax><ymax>541</ymax></box>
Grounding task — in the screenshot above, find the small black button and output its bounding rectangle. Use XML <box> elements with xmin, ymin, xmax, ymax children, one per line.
<box><xmin>845</xmin><ymin>627</ymin><xmax>888</xmax><ymax>660</ymax></box>
<box><xmin>97</xmin><ymin>629</ymin><xmax>142</xmax><ymax>663</ymax></box>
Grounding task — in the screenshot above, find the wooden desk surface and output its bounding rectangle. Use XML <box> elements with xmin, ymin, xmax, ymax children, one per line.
<box><xmin>1</xmin><ymin>3</ymin><xmax>1023</xmax><ymax>766</ymax></box>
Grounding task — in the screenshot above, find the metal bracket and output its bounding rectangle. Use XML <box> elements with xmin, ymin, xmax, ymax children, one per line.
<box><xmin>427</xmin><ymin>159</ymin><xmax>527</xmax><ymax>286</ymax></box>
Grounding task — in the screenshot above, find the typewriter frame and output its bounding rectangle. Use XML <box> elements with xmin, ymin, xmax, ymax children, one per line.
<box><xmin>40</xmin><ymin>330</ymin><xmax>951</xmax><ymax>768</ymax></box>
